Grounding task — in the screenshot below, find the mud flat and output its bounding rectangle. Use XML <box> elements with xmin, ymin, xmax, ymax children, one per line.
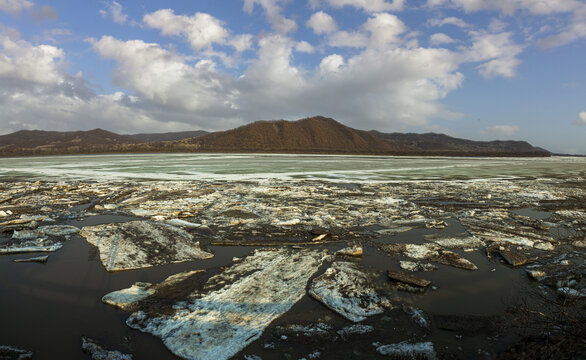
<box><xmin>0</xmin><ymin>173</ymin><xmax>584</xmax><ymax>359</ymax></box>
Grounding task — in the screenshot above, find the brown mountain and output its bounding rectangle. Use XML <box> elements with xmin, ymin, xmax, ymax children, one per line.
<box><xmin>0</xmin><ymin>129</ymin><xmax>140</xmax><ymax>156</ymax></box>
<box><xmin>176</xmin><ymin>116</ymin><xmax>407</xmax><ymax>154</ymax></box>
<box><xmin>371</xmin><ymin>131</ymin><xmax>551</xmax><ymax>156</ymax></box>
<box><xmin>128</xmin><ymin>130</ymin><xmax>208</xmax><ymax>143</ymax></box>
<box><xmin>0</xmin><ymin>116</ymin><xmax>550</xmax><ymax>157</ymax></box>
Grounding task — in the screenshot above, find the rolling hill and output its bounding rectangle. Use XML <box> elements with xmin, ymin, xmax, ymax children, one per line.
<box><xmin>0</xmin><ymin>116</ymin><xmax>550</xmax><ymax>157</ymax></box>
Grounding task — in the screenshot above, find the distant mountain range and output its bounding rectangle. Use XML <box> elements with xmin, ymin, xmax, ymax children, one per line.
<box><xmin>0</xmin><ymin>116</ymin><xmax>550</xmax><ymax>157</ymax></box>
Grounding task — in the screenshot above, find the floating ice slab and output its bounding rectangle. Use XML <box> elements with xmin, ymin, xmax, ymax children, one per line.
<box><xmin>382</xmin><ymin>243</ymin><xmax>477</xmax><ymax>271</ymax></box>
<box><xmin>375</xmin><ymin>341</ymin><xmax>437</xmax><ymax>359</ymax></box>
<box><xmin>309</xmin><ymin>261</ymin><xmax>390</xmax><ymax>322</ymax></box>
<box><xmin>0</xmin><ymin>345</ymin><xmax>33</xmax><ymax>359</ymax></box>
<box><xmin>13</xmin><ymin>255</ymin><xmax>49</xmax><ymax>263</ymax></box>
<box><xmin>424</xmin><ymin>234</ymin><xmax>485</xmax><ymax>249</ymax></box>
<box><xmin>79</xmin><ymin>221</ymin><xmax>213</xmax><ymax>271</ymax></box>
<box><xmin>121</xmin><ymin>248</ymin><xmax>323</xmax><ymax>360</ymax></box>
<box><xmin>0</xmin><ymin>240</ymin><xmax>63</xmax><ymax>254</ymax></box>
<box><xmin>102</xmin><ymin>282</ymin><xmax>155</xmax><ymax>311</ymax></box>
<box><xmin>81</xmin><ymin>337</ymin><xmax>132</xmax><ymax>360</ymax></box>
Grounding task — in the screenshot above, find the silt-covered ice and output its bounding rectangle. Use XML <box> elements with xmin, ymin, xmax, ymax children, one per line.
<box><xmin>79</xmin><ymin>220</ymin><xmax>213</xmax><ymax>271</ymax></box>
<box><xmin>309</xmin><ymin>261</ymin><xmax>390</xmax><ymax>322</ymax></box>
<box><xmin>118</xmin><ymin>248</ymin><xmax>323</xmax><ymax>360</ymax></box>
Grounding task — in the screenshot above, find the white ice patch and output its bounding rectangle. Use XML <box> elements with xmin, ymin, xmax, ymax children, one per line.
<box><xmin>167</xmin><ymin>219</ymin><xmax>202</xmax><ymax>229</ymax></box>
<box><xmin>125</xmin><ymin>248</ymin><xmax>323</xmax><ymax>360</ymax></box>
<box><xmin>425</xmin><ymin>235</ymin><xmax>485</xmax><ymax>249</ymax></box>
<box><xmin>102</xmin><ymin>282</ymin><xmax>155</xmax><ymax>311</ymax></box>
<box><xmin>309</xmin><ymin>261</ymin><xmax>389</xmax><ymax>322</ymax></box>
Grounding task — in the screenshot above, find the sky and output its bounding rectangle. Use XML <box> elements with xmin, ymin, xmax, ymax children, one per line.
<box><xmin>0</xmin><ymin>0</ymin><xmax>585</xmax><ymax>154</ymax></box>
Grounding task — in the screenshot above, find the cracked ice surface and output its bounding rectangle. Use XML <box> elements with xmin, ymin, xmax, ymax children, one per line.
<box><xmin>309</xmin><ymin>261</ymin><xmax>390</xmax><ymax>322</ymax></box>
<box><xmin>124</xmin><ymin>248</ymin><xmax>323</xmax><ymax>360</ymax></box>
<box><xmin>79</xmin><ymin>221</ymin><xmax>213</xmax><ymax>271</ymax></box>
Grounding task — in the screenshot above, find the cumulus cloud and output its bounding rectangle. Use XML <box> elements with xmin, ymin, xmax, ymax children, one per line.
<box><xmin>482</xmin><ymin>125</ymin><xmax>520</xmax><ymax>137</ymax></box>
<box><xmin>99</xmin><ymin>1</ymin><xmax>127</xmax><ymax>24</ymax></box>
<box><xmin>144</xmin><ymin>10</ymin><xmax>229</xmax><ymax>50</ymax></box>
<box><xmin>307</xmin><ymin>11</ymin><xmax>337</xmax><ymax>34</ymax></box>
<box><xmin>92</xmin><ymin>36</ymin><xmax>237</xmax><ymax>113</ymax></box>
<box><xmin>326</xmin><ymin>13</ymin><xmax>406</xmax><ymax>49</ymax></box>
<box><xmin>310</xmin><ymin>0</ymin><xmax>404</xmax><ymax>12</ymax></box>
<box><xmin>328</xmin><ymin>30</ymin><xmax>368</xmax><ymax>48</ymax></box>
<box><xmin>319</xmin><ymin>54</ymin><xmax>344</xmax><ymax>76</ymax></box>
<box><xmin>0</xmin><ymin>35</ymin><xmax>231</xmax><ymax>135</ymax></box>
<box><xmin>243</xmin><ymin>0</ymin><xmax>296</xmax><ymax>33</ymax></box>
<box><xmin>363</xmin><ymin>13</ymin><xmax>406</xmax><ymax>48</ymax></box>
<box><xmin>0</xmin><ymin>36</ymin><xmax>189</xmax><ymax>135</ymax></box>
<box><xmin>574</xmin><ymin>112</ymin><xmax>586</xmax><ymax>126</ymax></box>
<box><xmin>295</xmin><ymin>40</ymin><xmax>314</xmax><ymax>53</ymax></box>
<box><xmin>0</xmin><ymin>36</ymin><xmax>64</xmax><ymax>84</ymax></box>
<box><xmin>461</xmin><ymin>31</ymin><xmax>523</xmax><ymax>78</ymax></box>
<box><xmin>0</xmin><ymin>0</ymin><xmax>33</xmax><ymax>14</ymax></box>
<box><xmin>229</xmin><ymin>34</ymin><xmax>253</xmax><ymax>53</ymax></box>
<box><xmin>428</xmin><ymin>16</ymin><xmax>470</xmax><ymax>29</ymax></box>
<box><xmin>427</xmin><ymin>0</ymin><xmax>581</xmax><ymax>15</ymax></box>
<box><xmin>430</xmin><ymin>33</ymin><xmax>457</xmax><ymax>45</ymax></box>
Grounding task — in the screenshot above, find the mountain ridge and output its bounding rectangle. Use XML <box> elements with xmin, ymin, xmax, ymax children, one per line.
<box><xmin>0</xmin><ymin>116</ymin><xmax>551</xmax><ymax>157</ymax></box>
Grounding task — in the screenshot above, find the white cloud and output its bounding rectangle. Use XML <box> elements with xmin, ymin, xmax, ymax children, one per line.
<box><xmin>328</xmin><ymin>30</ymin><xmax>368</xmax><ymax>48</ymax></box>
<box><xmin>310</xmin><ymin>0</ymin><xmax>404</xmax><ymax>12</ymax></box>
<box><xmin>462</xmin><ymin>31</ymin><xmax>523</xmax><ymax>78</ymax></box>
<box><xmin>428</xmin><ymin>16</ymin><xmax>470</xmax><ymax>28</ymax></box>
<box><xmin>306</xmin><ymin>11</ymin><xmax>337</xmax><ymax>34</ymax></box>
<box><xmin>319</xmin><ymin>54</ymin><xmax>344</xmax><ymax>75</ymax></box>
<box><xmin>575</xmin><ymin>112</ymin><xmax>586</xmax><ymax>126</ymax></box>
<box><xmin>363</xmin><ymin>13</ymin><xmax>406</xmax><ymax>48</ymax></box>
<box><xmin>538</xmin><ymin>6</ymin><xmax>586</xmax><ymax>48</ymax></box>
<box><xmin>99</xmin><ymin>1</ymin><xmax>127</xmax><ymax>24</ymax></box>
<box><xmin>427</xmin><ymin>0</ymin><xmax>581</xmax><ymax>15</ymax></box>
<box><xmin>92</xmin><ymin>36</ymin><xmax>236</xmax><ymax>112</ymax></box>
<box><xmin>0</xmin><ymin>36</ymin><xmax>64</xmax><ymax>84</ymax></box>
<box><xmin>295</xmin><ymin>41</ymin><xmax>315</xmax><ymax>53</ymax></box>
<box><xmin>144</xmin><ymin>10</ymin><xmax>228</xmax><ymax>50</ymax></box>
<box><xmin>482</xmin><ymin>125</ymin><xmax>520</xmax><ymax>137</ymax></box>
<box><xmin>243</xmin><ymin>0</ymin><xmax>297</xmax><ymax>33</ymax></box>
<box><xmin>326</xmin><ymin>13</ymin><xmax>406</xmax><ymax>49</ymax></box>
<box><xmin>0</xmin><ymin>37</ymin><xmax>200</xmax><ymax>135</ymax></box>
<box><xmin>0</xmin><ymin>0</ymin><xmax>32</xmax><ymax>14</ymax></box>
<box><xmin>430</xmin><ymin>33</ymin><xmax>457</xmax><ymax>45</ymax></box>
<box><xmin>229</xmin><ymin>34</ymin><xmax>253</xmax><ymax>53</ymax></box>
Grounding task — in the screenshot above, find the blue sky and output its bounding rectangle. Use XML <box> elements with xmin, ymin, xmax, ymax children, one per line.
<box><xmin>1</xmin><ymin>0</ymin><xmax>585</xmax><ymax>154</ymax></box>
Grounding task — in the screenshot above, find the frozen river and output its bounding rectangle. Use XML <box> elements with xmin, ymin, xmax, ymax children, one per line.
<box><xmin>0</xmin><ymin>153</ymin><xmax>585</xmax><ymax>181</ymax></box>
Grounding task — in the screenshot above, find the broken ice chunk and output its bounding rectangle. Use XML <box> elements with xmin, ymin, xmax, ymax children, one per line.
<box><xmin>309</xmin><ymin>261</ymin><xmax>390</xmax><ymax>322</ymax></box>
<box><xmin>81</xmin><ymin>337</ymin><xmax>132</xmax><ymax>360</ymax></box>
<box><xmin>79</xmin><ymin>220</ymin><xmax>213</xmax><ymax>271</ymax></box>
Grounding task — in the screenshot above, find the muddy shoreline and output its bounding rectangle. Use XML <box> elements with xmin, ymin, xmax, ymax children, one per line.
<box><xmin>0</xmin><ymin>177</ymin><xmax>584</xmax><ymax>359</ymax></box>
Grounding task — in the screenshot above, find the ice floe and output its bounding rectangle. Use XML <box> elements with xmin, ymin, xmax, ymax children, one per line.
<box><xmin>374</xmin><ymin>341</ymin><xmax>437</xmax><ymax>359</ymax></box>
<box><xmin>0</xmin><ymin>239</ymin><xmax>63</xmax><ymax>254</ymax></box>
<box><xmin>381</xmin><ymin>243</ymin><xmax>477</xmax><ymax>270</ymax></box>
<box><xmin>112</xmin><ymin>248</ymin><xmax>324</xmax><ymax>360</ymax></box>
<box><xmin>0</xmin><ymin>345</ymin><xmax>33</xmax><ymax>360</ymax></box>
<box><xmin>81</xmin><ymin>337</ymin><xmax>132</xmax><ymax>360</ymax></box>
<box><xmin>309</xmin><ymin>261</ymin><xmax>390</xmax><ymax>322</ymax></box>
<box><xmin>13</xmin><ymin>255</ymin><xmax>49</xmax><ymax>263</ymax></box>
<box><xmin>79</xmin><ymin>220</ymin><xmax>213</xmax><ymax>271</ymax></box>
